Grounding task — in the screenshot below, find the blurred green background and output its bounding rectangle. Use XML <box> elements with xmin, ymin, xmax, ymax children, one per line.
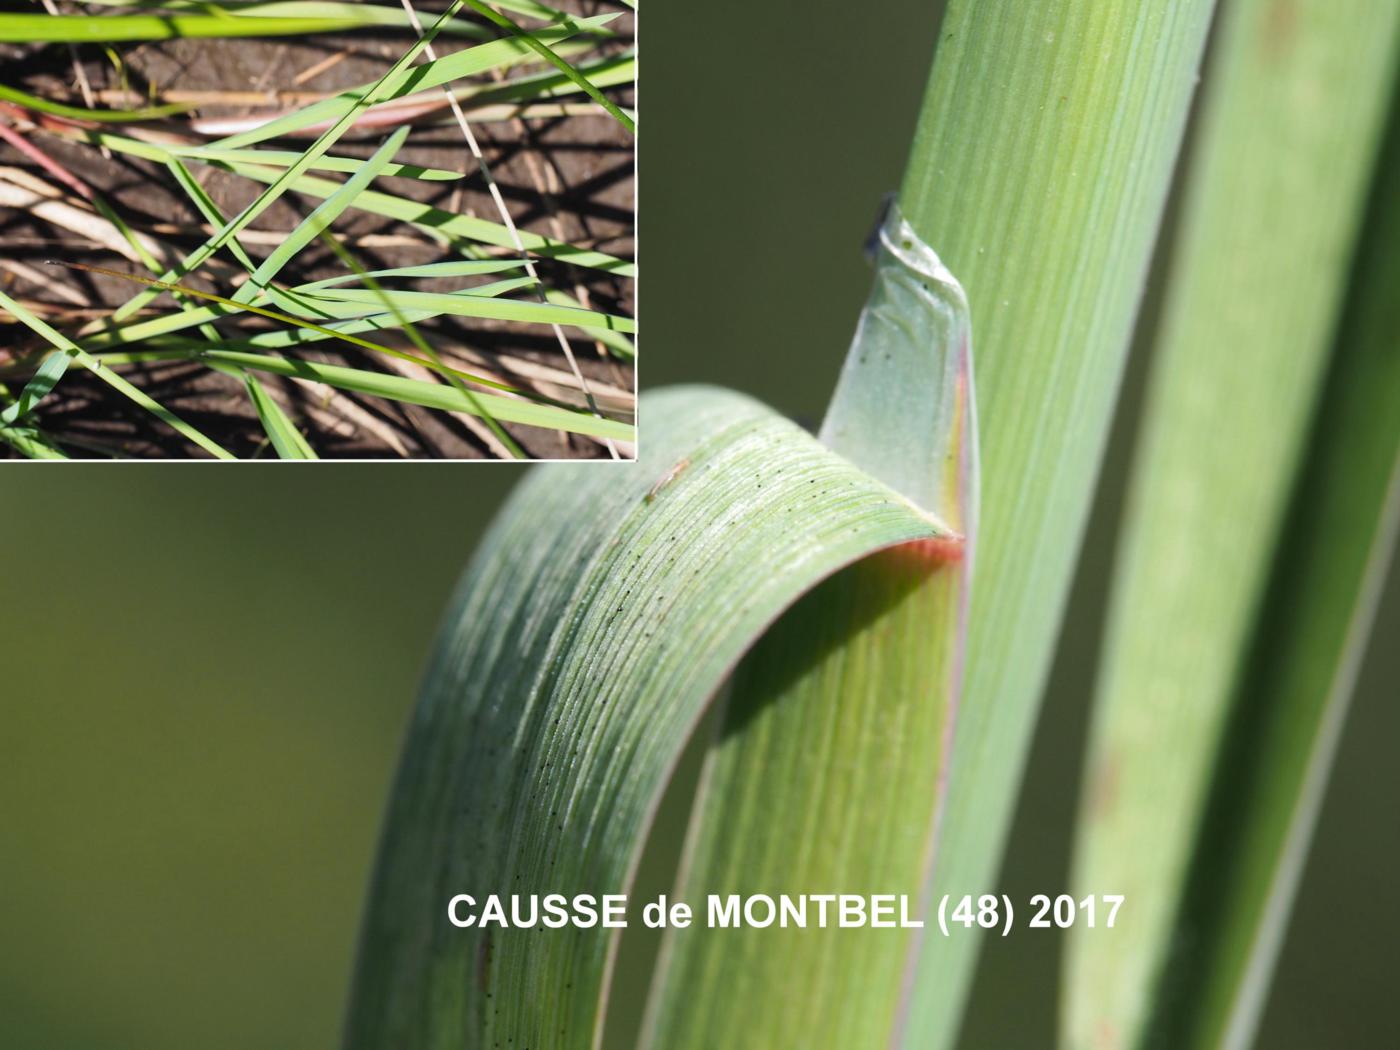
<box><xmin>3</xmin><ymin>1</ymin><xmax>1396</xmax><ymax>1046</ymax></box>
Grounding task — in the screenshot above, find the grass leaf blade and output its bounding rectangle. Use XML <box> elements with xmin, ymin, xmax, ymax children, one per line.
<box><xmin>343</xmin><ymin>386</ymin><xmax>948</xmax><ymax>1049</ymax></box>
<box><xmin>241</xmin><ymin>371</ymin><xmax>318</xmax><ymax>459</ymax></box>
<box><xmin>1066</xmin><ymin>3</ymin><xmax>1400</xmax><ymax>1045</ymax></box>
<box><xmin>643</xmin><ymin>204</ymin><xmax>976</xmax><ymax>1049</ymax></box>
<box><xmin>885</xmin><ymin>2</ymin><xmax>1222</xmax><ymax>1042</ymax></box>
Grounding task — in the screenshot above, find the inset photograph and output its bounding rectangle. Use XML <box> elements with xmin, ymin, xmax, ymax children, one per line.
<box><xmin>0</xmin><ymin>0</ymin><xmax>635</xmax><ymax>460</ymax></box>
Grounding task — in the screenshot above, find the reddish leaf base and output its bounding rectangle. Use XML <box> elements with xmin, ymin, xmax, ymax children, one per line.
<box><xmin>889</xmin><ymin>534</ymin><xmax>966</xmax><ymax>569</ymax></box>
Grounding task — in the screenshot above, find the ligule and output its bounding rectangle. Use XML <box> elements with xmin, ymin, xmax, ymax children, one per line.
<box><xmin>346</xmin><ymin>178</ymin><xmax>979</xmax><ymax>1049</ymax></box>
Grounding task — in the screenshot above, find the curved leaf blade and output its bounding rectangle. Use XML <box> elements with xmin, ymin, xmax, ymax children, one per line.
<box><xmin>643</xmin><ymin>203</ymin><xmax>977</xmax><ymax>1049</ymax></box>
<box><xmin>344</xmin><ymin>385</ymin><xmax>948</xmax><ymax>1050</ymax></box>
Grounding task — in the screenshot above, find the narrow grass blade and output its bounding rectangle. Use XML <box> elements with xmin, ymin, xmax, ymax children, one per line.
<box><xmin>93</xmin><ymin>307</ymin><xmax>437</xmax><ymax>355</ymax></box>
<box><xmin>71</xmin><ymin>128</ymin><xmax>635</xmax><ymax>274</ymax></box>
<box><xmin>76</xmin><ymin>302</ymin><xmax>248</xmax><ymax>350</ymax></box>
<box><xmin>242</xmin><ymin>371</ymin><xmax>317</xmax><ymax>459</ymax></box>
<box><xmin>0</xmin><ymin>343</ymin><xmax>73</xmax><ymax>426</ymax></box>
<box><xmin>1066</xmin><ymin>3</ymin><xmax>1400</xmax><ymax>1047</ymax></box>
<box><xmin>66</xmin><ymin>125</ymin><xmax>631</xmax><ymax>280</ymax></box>
<box><xmin>295</xmin><ymin>258</ymin><xmax>530</xmax><ymax>291</ymax></box>
<box><xmin>0</xmin><ymin>13</ymin><xmax>367</xmax><ymax>43</ymax></box>
<box><xmin>179</xmin><ymin>146</ymin><xmax>466</xmax><ymax>182</ymax></box>
<box><xmin>165</xmin><ymin>157</ymin><xmax>261</xmax><ymax>275</ymax></box>
<box><xmin>262</xmin><ymin>282</ymin><xmax>533</xmax><ymax>321</ymax></box>
<box><xmin>210</xmin><ymin>160</ymin><xmax>637</xmax><ymax>275</ymax></box>
<box><xmin>74</xmin><ymin>299</ymin><xmax>428</xmax><ymax>352</ymax></box>
<box><xmin>460</xmin><ymin>53</ymin><xmax>636</xmax><ymax>108</ymax></box>
<box><xmin>236</xmin><ymin>126</ymin><xmax>411</xmax><ymax>299</ymax></box>
<box><xmin>308</xmin><ymin>229</ymin><xmax>526</xmax><ymax>460</ymax></box>
<box><xmin>108</xmin><ymin>0</ymin><xmax>470</xmax><ymax>323</ymax></box>
<box><xmin>81</xmin><ymin>0</ymin><xmax>496</xmax><ymax>39</ymax></box>
<box><xmin>286</xmin><ymin>275</ymin><xmax>536</xmax><ymax>311</ymax></box>
<box><xmin>63</xmin><ymin>129</ymin><xmax>462</xmax><ymax>183</ymax></box>
<box><xmin>80</xmin><ymin>0</ymin><xmax>594</xmax><ymax>33</ymax></box>
<box><xmin>0</xmin><ymin>289</ymin><xmax>234</xmax><ymax>459</ymax></box>
<box><xmin>0</xmin><ymin>422</ymin><xmax>67</xmax><ymax>459</ymax></box>
<box><xmin>461</xmin><ymin>0</ymin><xmax>634</xmax><ymax>133</ymax></box>
<box><xmin>544</xmin><ymin>288</ymin><xmax>635</xmax><ymax>359</ymax></box>
<box><xmin>344</xmin><ymin>386</ymin><xmax>950</xmax><ymax>1050</ymax></box>
<box><xmin>203</xmin><ymin>350</ymin><xmax>633</xmax><ymax>441</ymax></box>
<box><xmin>56</xmin><ymin>261</ymin><xmax>553</xmax><ymax>399</ymax></box>
<box><xmin>209</xmin><ymin>16</ymin><xmax>614</xmax><ymax>148</ymax></box>
<box><xmin>81</xmin><ymin>344</ymin><xmax>628</xmax><ymax>440</ymax></box>
<box><xmin>298</xmin><ymin>286</ymin><xmax>634</xmax><ymax>333</ymax></box>
<box><xmin>0</xmin><ymin>82</ymin><xmax>189</xmax><ymax>121</ymax></box>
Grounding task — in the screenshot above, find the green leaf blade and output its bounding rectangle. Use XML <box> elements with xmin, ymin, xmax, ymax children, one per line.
<box><xmin>299</xmin><ymin>286</ymin><xmax>634</xmax><ymax>333</ymax></box>
<box><xmin>344</xmin><ymin>385</ymin><xmax>947</xmax><ymax>1050</ymax></box>
<box><xmin>1066</xmin><ymin>2</ymin><xmax>1400</xmax><ymax>1045</ymax></box>
<box><xmin>237</xmin><ymin>126</ymin><xmax>412</xmax><ymax>300</ymax></box>
<box><xmin>0</xmin><ymin>12</ymin><xmax>365</xmax><ymax>43</ymax></box>
<box><xmin>643</xmin><ymin>201</ymin><xmax>977</xmax><ymax>1050</ymax></box>
<box><xmin>890</xmin><ymin>2</ymin><xmax>1221</xmax><ymax>1042</ymax></box>
<box><xmin>202</xmin><ymin>350</ymin><xmax>634</xmax><ymax>441</ymax></box>
<box><xmin>242</xmin><ymin>371</ymin><xmax>317</xmax><ymax>459</ymax></box>
<box><xmin>209</xmin><ymin>16</ymin><xmax>615</xmax><ymax>148</ymax></box>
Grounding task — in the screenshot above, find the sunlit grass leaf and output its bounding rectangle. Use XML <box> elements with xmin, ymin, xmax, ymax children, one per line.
<box><xmin>544</xmin><ymin>288</ymin><xmax>636</xmax><ymax>359</ymax></box>
<box><xmin>0</xmin><ymin>421</ymin><xmax>67</xmax><ymax>459</ymax></box>
<box><xmin>236</xmin><ymin>126</ymin><xmax>412</xmax><ymax>300</ymax></box>
<box><xmin>164</xmin><ymin>157</ymin><xmax>261</xmax><ymax>275</ymax></box>
<box><xmin>0</xmin><ymin>338</ymin><xmax>73</xmax><ymax>427</ymax></box>
<box><xmin>203</xmin><ymin>349</ymin><xmax>633</xmax><ymax>441</ymax></box>
<box><xmin>209</xmin><ymin>15</ymin><xmax>616</xmax><ymax>148</ymax></box>
<box><xmin>105</xmin><ymin>0</ymin><xmax>469</xmax><ymax>325</ymax></box>
<box><xmin>460</xmin><ymin>52</ymin><xmax>635</xmax><ymax>107</ymax></box>
<box><xmin>179</xmin><ymin>146</ymin><xmax>466</xmax><ymax>182</ymax></box>
<box><xmin>0</xmin><ymin>288</ymin><xmax>235</xmax><ymax>459</ymax></box>
<box><xmin>461</xmin><ymin>0</ymin><xmax>634</xmax><ymax>132</ymax></box>
<box><xmin>241</xmin><ymin>370</ymin><xmax>317</xmax><ymax>459</ymax></box>
<box><xmin>265</xmin><ymin>275</ymin><xmax>537</xmax><ymax>320</ymax></box>
<box><xmin>72</xmin><ymin>129</ymin><xmax>463</xmax><ymax>182</ymax></box>
<box><xmin>0</xmin><ymin>82</ymin><xmax>189</xmax><ymax>121</ymax></box>
<box><xmin>295</xmin><ymin>258</ymin><xmax>531</xmax><ymax>291</ymax></box>
<box><xmin>213</xmin><ymin>161</ymin><xmax>637</xmax><ymax>275</ymax></box>
<box><xmin>297</xmin><ymin>286</ymin><xmax>634</xmax><ymax>333</ymax></box>
<box><xmin>80</xmin><ymin>0</ymin><xmax>596</xmax><ymax>30</ymax></box>
<box><xmin>0</xmin><ymin>12</ymin><xmax>366</xmax><ymax>43</ymax></box>
<box><xmin>3</xmin><ymin>1</ymin><xmax>633</xmax><ymax>457</ymax></box>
